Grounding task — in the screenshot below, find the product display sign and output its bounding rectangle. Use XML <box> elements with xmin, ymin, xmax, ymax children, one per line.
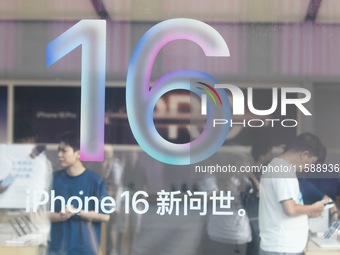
<box><xmin>14</xmin><ymin>86</ymin><xmax>81</xmax><ymax>143</ymax></box>
<box><xmin>0</xmin><ymin>144</ymin><xmax>51</xmax><ymax>209</ymax></box>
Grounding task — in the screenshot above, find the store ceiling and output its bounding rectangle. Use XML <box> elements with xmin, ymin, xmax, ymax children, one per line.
<box><xmin>0</xmin><ymin>0</ymin><xmax>338</xmax><ymax>23</ymax></box>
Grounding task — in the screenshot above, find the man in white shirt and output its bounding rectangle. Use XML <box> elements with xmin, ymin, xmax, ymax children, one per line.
<box><xmin>259</xmin><ymin>133</ymin><xmax>327</xmax><ymax>255</ymax></box>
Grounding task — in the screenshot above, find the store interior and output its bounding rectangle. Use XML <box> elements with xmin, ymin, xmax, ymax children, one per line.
<box><xmin>0</xmin><ymin>1</ymin><xmax>340</xmax><ymax>255</ymax></box>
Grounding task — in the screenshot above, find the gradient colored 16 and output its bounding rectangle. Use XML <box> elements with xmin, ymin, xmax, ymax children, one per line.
<box><xmin>46</xmin><ymin>19</ymin><xmax>232</xmax><ymax>165</ymax></box>
<box><xmin>126</xmin><ymin>18</ymin><xmax>231</xmax><ymax>165</ymax></box>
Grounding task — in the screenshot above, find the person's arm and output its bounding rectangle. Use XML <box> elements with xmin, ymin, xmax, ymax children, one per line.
<box><xmin>73</xmin><ymin>178</ymin><xmax>112</xmax><ymax>223</ymax></box>
<box><xmin>281</xmin><ymin>199</ymin><xmax>325</xmax><ymax>217</ymax></box>
<box><xmin>248</xmin><ymin>172</ymin><xmax>260</xmax><ymax>191</ymax></box>
<box><xmin>49</xmin><ymin>208</ymin><xmax>74</xmax><ymax>222</ymax></box>
<box><xmin>77</xmin><ymin>210</ymin><xmax>110</xmax><ymax>222</ymax></box>
<box><xmin>49</xmin><ymin>206</ymin><xmax>110</xmax><ymax>222</ymax></box>
<box><xmin>323</xmin><ymin>195</ymin><xmax>339</xmax><ymax>222</ymax></box>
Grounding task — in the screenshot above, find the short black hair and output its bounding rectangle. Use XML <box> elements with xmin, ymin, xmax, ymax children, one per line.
<box><xmin>285</xmin><ymin>132</ymin><xmax>325</xmax><ymax>161</ymax></box>
<box><xmin>251</xmin><ymin>141</ymin><xmax>273</xmax><ymax>162</ymax></box>
<box><xmin>58</xmin><ymin>131</ymin><xmax>80</xmax><ymax>151</ymax></box>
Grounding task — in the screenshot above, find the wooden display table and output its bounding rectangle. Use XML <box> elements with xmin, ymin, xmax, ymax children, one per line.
<box><xmin>0</xmin><ymin>245</ymin><xmax>42</xmax><ymax>255</ymax></box>
<box><xmin>305</xmin><ymin>240</ymin><xmax>340</xmax><ymax>255</ymax></box>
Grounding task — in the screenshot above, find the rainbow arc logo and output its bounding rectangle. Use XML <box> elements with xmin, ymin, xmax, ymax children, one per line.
<box><xmin>196</xmin><ymin>82</ymin><xmax>223</xmax><ymax>115</ymax></box>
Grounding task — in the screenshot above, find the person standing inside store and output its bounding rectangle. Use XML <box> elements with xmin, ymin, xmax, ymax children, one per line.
<box><xmin>259</xmin><ymin>133</ymin><xmax>327</xmax><ymax>255</ymax></box>
<box><xmin>48</xmin><ymin>132</ymin><xmax>110</xmax><ymax>255</ymax></box>
<box><xmin>245</xmin><ymin>140</ymin><xmax>273</xmax><ymax>255</ymax></box>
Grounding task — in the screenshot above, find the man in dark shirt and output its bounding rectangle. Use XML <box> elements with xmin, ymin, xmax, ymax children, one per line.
<box><xmin>298</xmin><ymin>178</ymin><xmax>338</xmax><ymax>222</ymax></box>
<box><xmin>49</xmin><ymin>132</ymin><xmax>110</xmax><ymax>255</ymax></box>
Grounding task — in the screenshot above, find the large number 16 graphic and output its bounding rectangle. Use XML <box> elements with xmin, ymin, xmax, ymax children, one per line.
<box><xmin>47</xmin><ymin>19</ymin><xmax>231</xmax><ymax>165</ymax></box>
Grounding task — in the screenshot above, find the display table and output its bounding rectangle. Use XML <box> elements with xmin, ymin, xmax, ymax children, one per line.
<box><xmin>305</xmin><ymin>240</ymin><xmax>340</xmax><ymax>255</ymax></box>
<box><xmin>0</xmin><ymin>245</ymin><xmax>42</xmax><ymax>255</ymax></box>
